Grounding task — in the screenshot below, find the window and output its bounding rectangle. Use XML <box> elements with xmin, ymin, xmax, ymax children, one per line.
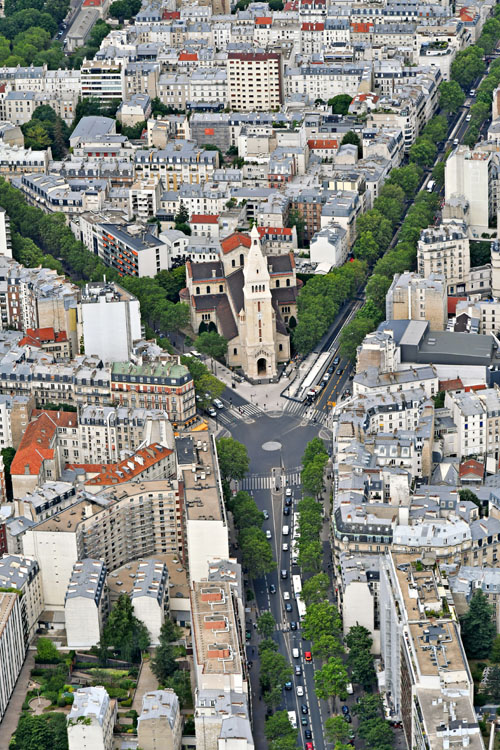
<box><xmin>233</xmin><ymin>347</ymin><xmax>237</xmax><ymax>355</ymax></box>
<box><xmin>206</xmin><ymin>286</ymin><xmax>211</xmax><ymax>293</ymax></box>
<box><xmin>196</xmin><ymin>286</ymin><xmax>200</xmax><ymax>294</ymax></box>
<box><xmin>276</xmin><ymin>280</ymin><xmax>280</xmax><ymax>288</ymax></box>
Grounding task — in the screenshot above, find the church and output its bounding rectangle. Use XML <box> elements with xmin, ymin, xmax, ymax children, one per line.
<box><xmin>180</xmin><ymin>226</ymin><xmax>301</xmax><ymax>381</ymax></box>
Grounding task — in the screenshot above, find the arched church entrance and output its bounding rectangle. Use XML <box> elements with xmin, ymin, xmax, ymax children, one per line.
<box><xmin>257</xmin><ymin>358</ymin><xmax>267</xmax><ymax>376</ymax></box>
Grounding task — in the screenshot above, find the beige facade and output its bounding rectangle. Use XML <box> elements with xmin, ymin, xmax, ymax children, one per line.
<box><xmin>227</xmin><ymin>53</ymin><xmax>283</xmax><ymax>112</ymax></box>
<box><xmin>138</xmin><ymin>690</ymin><xmax>182</xmax><ymax>750</ymax></box>
<box><xmin>417</xmin><ymin>221</ymin><xmax>470</xmax><ymax>295</ymax></box>
<box><xmin>386</xmin><ymin>272</ymin><xmax>447</xmax><ymax>330</ymax></box>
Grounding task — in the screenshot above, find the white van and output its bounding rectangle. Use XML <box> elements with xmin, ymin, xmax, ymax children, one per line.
<box><xmin>292</xmin><ymin>648</ymin><xmax>300</xmax><ymax>659</ymax></box>
<box><xmin>346</xmin><ymin>683</ymin><xmax>354</xmax><ymax>695</ymax></box>
<box><xmin>288</xmin><ymin>710</ymin><xmax>297</xmax><ymax>729</ymax></box>
<box><xmin>282</xmin><ymin>525</ymin><xmax>289</xmax><ymax>536</ymax></box>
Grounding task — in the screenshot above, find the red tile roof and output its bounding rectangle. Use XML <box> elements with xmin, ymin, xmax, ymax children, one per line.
<box><xmin>459</xmin><ymin>459</ymin><xmax>484</xmax><ymax>478</ymax></box>
<box><xmin>301</xmin><ymin>22</ymin><xmax>324</xmax><ymax>30</ymax></box>
<box><xmin>221</xmin><ymin>232</ymin><xmax>251</xmax><ymax>254</ymax></box>
<box><xmin>308</xmin><ymin>139</ymin><xmax>339</xmax><ymax>149</ymax></box>
<box><xmin>257</xmin><ymin>226</ymin><xmax>292</xmax><ymax>237</ymax></box>
<box><xmin>448</xmin><ymin>296</ymin><xmax>467</xmax><ymax>314</ymax></box>
<box><xmin>351</xmin><ymin>21</ymin><xmax>373</xmax><ymax>32</ymax></box>
<box><xmin>11</xmin><ymin>411</ymin><xmax>77</xmax><ymax>478</ymax></box>
<box><xmin>68</xmin><ymin>443</ymin><xmax>174</xmax><ymax>486</ymax></box>
<box><xmin>255</xmin><ymin>16</ymin><xmax>272</xmax><ymax>24</ymax></box>
<box><xmin>464</xmin><ymin>384</ymin><xmax>487</xmax><ymax>392</ymax></box>
<box><xmin>459</xmin><ymin>7</ymin><xmax>474</xmax><ymax>21</ymax></box>
<box><xmin>191</xmin><ymin>214</ymin><xmax>220</xmax><ymax>224</ymax></box>
<box><xmin>438</xmin><ymin>378</ymin><xmax>463</xmax><ymax>392</ymax></box>
<box><xmin>82</xmin><ymin>0</ymin><xmax>103</xmax><ymax>6</ymax></box>
<box><xmin>179</xmin><ymin>52</ymin><xmax>198</xmax><ymax>61</ymax></box>
<box><xmin>19</xmin><ymin>327</ymin><xmax>68</xmax><ymax>348</ymax></box>
<box><xmin>162</xmin><ymin>9</ymin><xmax>180</xmax><ymax>18</ymax></box>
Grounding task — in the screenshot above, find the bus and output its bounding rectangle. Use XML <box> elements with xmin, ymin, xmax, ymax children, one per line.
<box><xmin>297</xmin><ymin>597</ymin><xmax>307</xmax><ymax>622</ymax></box>
<box><xmin>292</xmin><ymin>575</ymin><xmax>302</xmax><ymax>598</ymax></box>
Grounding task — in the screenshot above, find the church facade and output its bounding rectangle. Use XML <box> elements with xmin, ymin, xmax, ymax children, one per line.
<box><xmin>181</xmin><ymin>227</ymin><xmax>300</xmax><ymax>380</ymax></box>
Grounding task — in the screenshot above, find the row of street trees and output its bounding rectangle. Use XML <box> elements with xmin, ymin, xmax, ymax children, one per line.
<box><xmin>339</xmin><ymin>188</ymin><xmax>439</xmax><ymax>360</ymax></box>
<box><xmin>151</xmin><ymin>619</ymin><xmax>192</xmax><ymax>707</ymax></box>
<box><xmin>301</xmin><ymin>437</ymin><xmax>329</xmax><ymax>496</ymax></box>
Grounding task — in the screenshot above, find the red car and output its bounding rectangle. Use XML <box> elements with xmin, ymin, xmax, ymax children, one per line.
<box><xmin>304</xmin><ymin>651</ymin><xmax>312</xmax><ymax>662</ymax></box>
<box><xmin>306</xmin><ymin>743</ymin><xmax>314</xmax><ymax>750</ymax></box>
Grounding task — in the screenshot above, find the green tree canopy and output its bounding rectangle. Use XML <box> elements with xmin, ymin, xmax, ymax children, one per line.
<box><xmin>439</xmin><ymin>80</ymin><xmax>465</xmax><ymax>114</ymax></box>
<box><xmin>216</xmin><ymin>437</ymin><xmax>249</xmax><ymax>481</ymax></box>
<box><xmin>36</xmin><ymin>637</ymin><xmax>61</xmax><ymax>663</ymax></box>
<box><xmin>257</xmin><ymin>611</ymin><xmax>276</xmax><ymax>638</ymax></box>
<box><xmin>314</xmin><ymin>656</ymin><xmax>349</xmax><ymax>700</ymax></box>
<box><xmin>341</xmin><ymin>130</ymin><xmax>361</xmax><ymax>156</ymax></box>
<box><xmin>325</xmin><ymin>715</ymin><xmax>351</xmax><ymax>745</ymax></box>
<box><xmin>195</xmin><ymin>330</ymin><xmax>228</xmax><ymax>361</ymax></box>
<box><xmin>339</xmin><ymin>314</ymin><xmax>375</xmax><ymax>361</ymax></box>
<box><xmin>300</xmin><ymin>572</ymin><xmax>330</xmax><ymax>606</ymax></box>
<box><xmin>328</xmin><ymin>94</ymin><xmax>353</xmax><ymax>114</ymax></box>
<box><xmin>99</xmin><ymin>594</ymin><xmax>150</xmax><ymax>663</ymax></box>
<box><xmin>460</xmin><ymin>589</ymin><xmax>496</xmax><ymax>659</ymax></box>
<box><xmin>239</xmin><ymin>526</ymin><xmax>276</xmax><ymax>579</ymax></box>
<box><xmin>409</xmin><ymin>137</ymin><xmax>437</xmax><ymax>167</ymax></box>
<box><xmin>231</xmin><ymin>491</ymin><xmax>264</xmax><ymax>530</ymax></box>
<box><xmin>302</xmin><ymin>601</ymin><xmax>342</xmax><ymax>642</ymax></box>
<box><xmin>265</xmin><ymin>710</ymin><xmax>297</xmax><ymax>741</ymax></box>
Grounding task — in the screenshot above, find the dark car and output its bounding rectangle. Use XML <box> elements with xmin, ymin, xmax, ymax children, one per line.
<box><xmin>333</xmin><ymin>356</ymin><xmax>340</xmax><ymax>365</ymax></box>
<box><xmin>269</xmin><ymin>584</ymin><xmax>276</xmax><ymax>594</ymax></box>
<box><xmin>342</xmin><ymin>706</ymin><xmax>350</xmax><ymax>716</ymax></box>
<box><xmin>281</xmin><ymin>569</ymin><xmax>288</xmax><ymax>579</ymax></box>
<box><xmin>285</xmin><ymin>497</ymin><xmax>292</xmax><ymax>506</ymax></box>
<box><xmin>245</xmin><ymin>630</ymin><xmax>251</xmax><ymax>640</ymax></box>
<box><xmin>295</xmin><ymin>665</ymin><xmax>302</xmax><ymax>676</ymax></box>
<box><xmin>285</xmin><ymin>681</ymin><xmax>293</xmax><ymax>691</ymax></box>
<box><xmin>283</xmin><ymin>506</ymin><xmax>290</xmax><ymax>515</ymax></box>
<box><xmin>302</xmin><ymin>717</ymin><xmax>308</xmax><ymax>727</ymax></box>
<box><xmin>344</xmin><ymin>715</ymin><xmax>352</xmax><ymax>723</ymax></box>
<box><xmin>285</xmin><ymin>602</ymin><xmax>293</xmax><ymax>612</ymax></box>
<box><xmin>305</xmin><ymin>729</ymin><xmax>312</xmax><ymax>739</ymax></box>
<box><xmin>290</xmin><ymin>621</ymin><xmax>297</xmax><ymax>630</ymax></box>
<box><xmin>301</xmin><ymin>704</ymin><xmax>308</xmax><ymax>715</ymax></box>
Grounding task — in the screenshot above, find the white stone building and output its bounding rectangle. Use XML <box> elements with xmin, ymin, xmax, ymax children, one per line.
<box><xmin>65</xmin><ymin>559</ymin><xmax>107</xmax><ymax>650</ymax></box>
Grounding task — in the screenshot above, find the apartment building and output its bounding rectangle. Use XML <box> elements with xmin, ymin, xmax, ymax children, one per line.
<box><xmin>135</xmin><ymin>142</ymin><xmax>219</xmax><ymax>188</ymax></box>
<box><xmin>0</xmin><ymin>143</ymin><xmax>49</xmax><ymax>178</ymax></box>
<box><xmin>386</xmin><ymin>272</ymin><xmax>448</xmax><ymax>330</ymax></box>
<box><xmin>67</xmin><ymin>687</ymin><xmax>116</xmax><ymax>750</ymax></box>
<box><xmin>96</xmin><ymin>223</ymin><xmax>170</xmax><ymax>278</ymax></box>
<box><xmin>111</xmin><ymin>360</ymin><xmax>196</xmax><ymax>426</ymax></box>
<box><xmin>178</xmin><ymin>433</ymin><xmax>230</xmax><ymax>581</ymax></box>
<box><xmin>138</xmin><ymin>690</ymin><xmax>183</xmax><ymax>750</ymax></box>
<box><xmin>131</xmin><ymin>559</ymin><xmax>169</xmax><ymax>645</ymax></box>
<box><xmin>0</xmin><ymin>554</ymin><xmax>43</xmax><ymax>644</ymax></box>
<box><xmin>81</xmin><ymin>281</ymin><xmax>142</xmax><ymax>363</ymax></box>
<box><xmin>195</xmin><ymin>689</ymin><xmax>253</xmax><ymax>750</ymax></box>
<box><xmin>417</xmin><ymin>222</ymin><xmax>470</xmax><ymax>295</ymax></box>
<box><xmin>0</xmin><ymin>592</ymin><xmax>25</xmax><ymax>721</ymax></box>
<box><xmin>65</xmin><ymin>558</ymin><xmax>107</xmax><ymax>649</ymax></box>
<box><xmin>129</xmin><ymin>178</ymin><xmax>161</xmax><ymax>222</ymax></box>
<box><xmin>80</xmin><ymin>60</ymin><xmax>124</xmax><ymax>102</ymax></box>
<box><xmin>191</xmin><ymin>580</ymin><xmax>246</xmax><ymax>693</ymax></box>
<box><xmin>445</xmin><ymin>146</ymin><xmax>497</xmax><ymax>230</ymax></box>
<box><xmin>337</xmin><ymin>553</ymin><xmax>381</xmax><ymax>653</ymax></box>
<box><xmin>379</xmin><ymin>552</ymin><xmax>482</xmax><ymax>750</ymax></box>
<box><xmin>227</xmin><ymin>53</ymin><xmax>283</xmax><ymax>112</ymax></box>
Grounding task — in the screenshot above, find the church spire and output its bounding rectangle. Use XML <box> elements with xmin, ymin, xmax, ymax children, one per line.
<box><xmin>243</xmin><ymin>226</ymin><xmax>270</xmax><ymax>287</ymax></box>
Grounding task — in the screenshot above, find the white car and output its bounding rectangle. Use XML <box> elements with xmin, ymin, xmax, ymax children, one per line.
<box><xmin>266</xmin><ymin>530</ymin><xmax>272</xmax><ymax>540</ymax></box>
<box><xmin>263</xmin><ymin>510</ymin><xmax>269</xmax><ymax>520</ymax></box>
<box><xmin>296</xmin><ymin>686</ymin><xmax>304</xmax><ymax>697</ymax></box>
<box><xmin>283</xmin><ymin>591</ymin><xmax>290</xmax><ymax>601</ymax></box>
<box><xmin>213</xmin><ymin>398</ymin><xmax>224</xmax><ymax>409</ymax></box>
<box><xmin>282</xmin><ymin>542</ymin><xmax>289</xmax><ymax>552</ymax></box>
<box><xmin>285</xmin><ymin>488</ymin><xmax>292</xmax><ymax>497</ymax></box>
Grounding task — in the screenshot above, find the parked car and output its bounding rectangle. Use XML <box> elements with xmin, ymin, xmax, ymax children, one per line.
<box><xmin>285</xmin><ymin>681</ymin><xmax>293</xmax><ymax>691</ymax></box>
<box><xmin>290</xmin><ymin>621</ymin><xmax>297</xmax><ymax>630</ymax></box>
<box><xmin>282</xmin><ymin>543</ymin><xmax>289</xmax><ymax>551</ymax></box>
<box><xmin>266</xmin><ymin>530</ymin><xmax>272</xmax><ymax>539</ymax></box>
<box><xmin>296</xmin><ymin>686</ymin><xmax>304</xmax><ymax>697</ymax></box>
<box><xmin>263</xmin><ymin>510</ymin><xmax>269</xmax><ymax>520</ymax></box>
<box><xmin>301</xmin><ymin>704</ymin><xmax>308</xmax><ymax>714</ymax></box>
<box><xmin>302</xmin><ymin>718</ymin><xmax>308</xmax><ymax>727</ymax></box>
<box><xmin>269</xmin><ymin>584</ymin><xmax>276</xmax><ymax>594</ymax></box>
<box><xmin>285</xmin><ymin>602</ymin><xmax>293</xmax><ymax>612</ymax></box>
<box><xmin>342</xmin><ymin>706</ymin><xmax>350</xmax><ymax>716</ymax></box>
<box><xmin>305</xmin><ymin>729</ymin><xmax>312</xmax><ymax>739</ymax></box>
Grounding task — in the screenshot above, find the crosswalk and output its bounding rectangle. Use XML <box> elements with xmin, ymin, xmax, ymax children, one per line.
<box><xmin>240</xmin><ymin>468</ymin><xmax>302</xmax><ymax>491</ymax></box>
<box><xmin>217</xmin><ymin>400</ymin><xmax>265</xmax><ymax>427</ymax></box>
<box><xmin>284</xmin><ymin>400</ymin><xmax>330</xmax><ymax>426</ymax></box>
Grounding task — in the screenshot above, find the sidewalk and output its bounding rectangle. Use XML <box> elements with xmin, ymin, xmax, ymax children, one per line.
<box><xmin>208</xmin><ymin>357</ymin><xmax>296</xmax><ymax>411</ymax></box>
<box><xmin>132</xmin><ymin>658</ymin><xmax>158</xmax><ymax>713</ymax></box>
<box><xmin>0</xmin><ymin>650</ymin><xmax>35</xmax><ymax>750</ymax></box>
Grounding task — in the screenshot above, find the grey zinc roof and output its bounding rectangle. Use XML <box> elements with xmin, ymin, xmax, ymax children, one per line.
<box><xmin>68</xmin><ymin>687</ymin><xmax>110</xmax><ymax>726</ymax></box>
<box><xmin>70</xmin><ymin>116</ymin><xmax>115</xmax><ymax>143</ymax></box>
<box><xmin>139</xmin><ymin>690</ymin><xmax>179</xmax><ymax>727</ymax></box>
<box><xmin>0</xmin><ymin>554</ymin><xmax>38</xmax><ymax>589</ymax></box>
<box><xmin>65</xmin><ymin>559</ymin><xmax>106</xmax><ymax>603</ymax></box>
<box><xmin>131</xmin><ymin>559</ymin><xmax>168</xmax><ymax>602</ymax></box>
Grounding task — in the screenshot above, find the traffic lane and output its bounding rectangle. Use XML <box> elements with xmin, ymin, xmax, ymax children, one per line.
<box><xmin>221</xmin><ymin>386</ymin><xmax>251</xmax><ymax>409</ymax></box>
<box><xmin>317</xmin><ymin>364</ymin><xmax>351</xmax><ymax>412</ymax></box>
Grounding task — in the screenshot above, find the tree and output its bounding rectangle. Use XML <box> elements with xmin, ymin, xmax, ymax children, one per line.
<box><xmin>260</xmin><ymin>649</ymin><xmax>292</xmax><ymax>701</ymax></box>
<box><xmin>460</xmin><ymin>589</ymin><xmax>496</xmax><ymax>659</ymax></box>
<box><xmin>195</xmin><ymin>330</ymin><xmax>228</xmax><ymax>361</ymax></box>
<box><xmin>325</xmin><ymin>715</ymin><xmax>351</xmax><ymax>745</ymax></box>
<box><xmin>151</xmin><ymin>641</ymin><xmax>178</xmax><ymax>683</ymax></box>
<box><xmin>312</xmin><ymin>634</ymin><xmax>344</xmax><ymax>660</ymax></box>
<box><xmin>156</xmin><ymin>265</ymin><xmax>186</xmax><ymax>302</ymax></box>
<box><xmin>328</xmin><ymin>94</ymin><xmax>353</xmax><ymax>115</ymax></box>
<box><xmin>259</xmin><ymin>638</ymin><xmax>278</xmax><ymax>655</ymax></box>
<box><xmin>341</xmin><ymin>130</ymin><xmax>361</xmax><ymax>156</ymax></box>
<box><xmin>339</xmin><ymin>315</ymin><xmax>375</xmax><ymax>361</ymax></box>
<box><xmin>268</xmin><ymin>0</ymin><xmax>283</xmax><ymax>8</ymax></box>
<box><xmin>359</xmin><ymin>718</ymin><xmax>393</xmax><ymax>750</ymax></box>
<box><xmin>302</xmin><ymin>601</ymin><xmax>342</xmax><ymax>642</ymax></box>
<box><xmin>239</xmin><ymin>526</ymin><xmax>276</xmax><ymax>579</ymax></box>
<box><xmin>298</xmin><ymin>540</ymin><xmax>323</xmax><ymax>574</ymax></box>
<box><xmin>345</xmin><ymin>624</ymin><xmax>373</xmax><ymax>652</ymax></box>
<box><xmin>301</xmin><ymin>454</ymin><xmax>326</xmax><ymax>496</ymax></box>
<box><xmin>458</xmin><ymin>488</ymin><xmax>482</xmax><ymax>512</ymax></box>
<box><xmin>265</xmin><ymin>710</ymin><xmax>296</xmax><ymax>741</ymax></box>
<box><xmin>491</xmin><ymin>634</ymin><xmax>500</xmax><ymax>663</ymax></box>
<box><xmin>302</xmin><ymin>437</ymin><xmax>327</xmax><ymax>467</ymax></box>
<box><xmin>365</xmin><ymin>274</ymin><xmax>392</xmax><ymax>315</ymax></box>
<box><xmin>216</xmin><ymin>437</ymin><xmax>249</xmax><ymax>481</ymax></box>
<box><xmin>314</xmin><ymin>657</ymin><xmax>349</xmax><ymax>700</ymax></box>
<box><xmin>409</xmin><ymin>137</ymin><xmax>437</xmax><ymax>167</ymax></box>
<box><xmin>11</xmin><ymin>713</ymin><xmax>68</xmax><ymax>750</ymax></box>
<box><xmin>36</xmin><ymin>637</ymin><xmax>60</xmax><ymax>663</ymax></box>
<box><xmin>353</xmin><ymin>693</ymin><xmax>384</xmax><ymax>721</ymax></box>
<box><xmin>421</xmin><ymin>115</ymin><xmax>448</xmax><ymax>143</ymax></box>
<box><xmin>439</xmin><ymin>80</ymin><xmax>466</xmax><ymax>114</ymax></box>
<box><xmin>301</xmin><ymin>572</ymin><xmax>330</xmax><ymax>606</ymax></box>
<box><xmin>488</xmin><ymin>666</ymin><xmax>500</xmax><ymax>701</ymax></box>
<box><xmin>356</xmin><ymin>210</ymin><xmax>392</xmax><ymax>251</ymax></box>
<box><xmin>287</xmin><ymin>208</ymin><xmax>306</xmax><ymax>247</ymax></box>
<box><xmin>257</xmin><ymin>611</ymin><xmax>276</xmax><ymax>638</ymax></box>
<box><xmin>350</xmin><ymin>648</ymin><xmax>376</xmax><ymax>689</ymax></box>
<box><xmin>99</xmin><ymin>594</ymin><xmax>150</xmax><ymax>663</ymax></box>
<box><xmin>431</xmin><ymin>161</ymin><xmax>445</xmax><ymax>188</ymax></box>
<box><xmin>23</xmin><ymin>121</ymin><xmax>51</xmax><ymax>149</ymax></box>
<box><xmin>232</xmin><ymin>491</ymin><xmax>264</xmax><ymax>530</ymax></box>
<box><xmin>353</xmin><ymin>231</ymin><xmax>380</xmax><ymax>265</ymax></box>
<box><xmin>158</xmin><ymin>618</ymin><xmax>182</xmax><ymax>643</ymax></box>
<box><xmin>386</xmin><ymin>163</ymin><xmax>422</xmax><ymax>198</ymax></box>
<box><xmin>175</xmin><ymin>202</ymin><xmax>190</xmax><ymax>225</ymax></box>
